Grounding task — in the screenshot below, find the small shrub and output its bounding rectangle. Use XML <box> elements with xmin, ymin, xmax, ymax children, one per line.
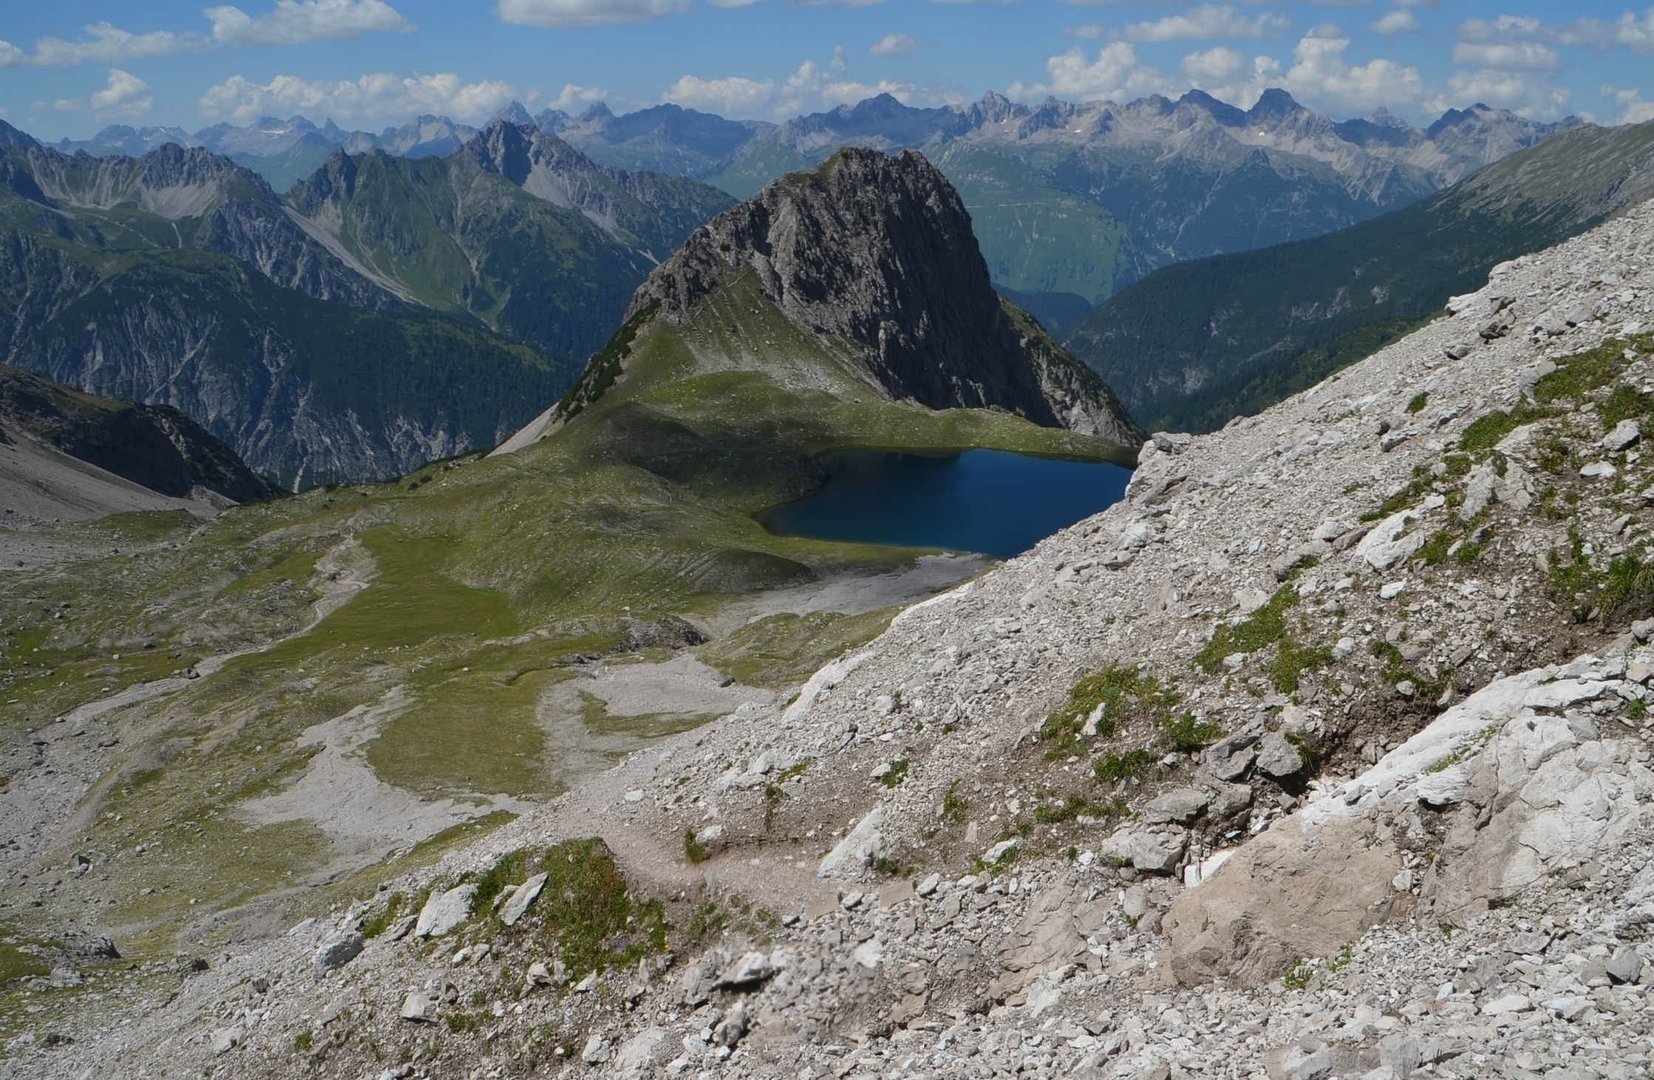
<box><xmin>683</xmin><ymin>902</ymin><xmax>726</xmax><ymax>942</ymax></box>
<box><xmin>534</xmin><ymin>838</ymin><xmax>667</xmax><ymax>974</ymax></box>
<box><xmin>762</xmin><ymin>783</ymin><xmax>784</xmax><ymax>832</ymax></box>
<box><xmin>1534</xmin><ymin>432</ymin><xmax>1570</xmax><ymax>474</ymax></box>
<box><xmin>1458</xmin><ymin>402</ymin><xmax>1552</xmax><ymax>452</ymax></box>
<box><xmin>1093</xmin><ymin>748</ymin><xmax>1156</xmax><ymax>784</ymax></box>
<box><xmin>682</xmin><ymin>827</ymin><xmax>709</xmax><ymax>865</ymax></box>
<box><xmin>1033</xmin><ymin>793</ymin><xmax>1096</xmax><ymax>824</ymax></box>
<box><xmin>1039</xmin><ymin>664</ymin><xmax>1180</xmax><ymax>753</ymax></box>
<box><xmin>1197</xmin><ymin>586</ymin><xmax>1295</xmax><ymax>671</ymax></box>
<box><xmin>1406</xmin><ymin>392</ymin><xmax>1429</xmax><ymax>414</ymax></box>
<box><xmin>1418</xmin><ymin>529</ymin><xmax>1454</xmax><ymax>566</ymax></box>
<box><xmin>880</xmin><ymin>759</ymin><xmax>910</xmax><ymax>789</ymax></box>
<box><xmin>293</xmin><ymin>1031</ymin><xmax>313</xmax><ymax>1053</ymax></box>
<box><xmin>940</xmin><ymin>780</ymin><xmax>969</xmax><ymax>824</ymax></box>
<box><xmin>1600</xmin><ymin>383</ymin><xmax>1654</xmax><ymax>427</ymax></box>
<box><xmin>1160</xmin><ymin>713</ymin><xmax>1224</xmax><ymax>752</ymax></box>
<box><xmin>466</xmin><ymin>848</ymin><xmax>529</xmax><ymax>916</ymax></box>
<box><xmin>360</xmin><ymin>892</ymin><xmax>408</xmax><ymax>939</ymax></box>
<box><xmin>1283</xmin><ymin>957</ymin><xmax>1313</xmax><ymax>991</ymax></box>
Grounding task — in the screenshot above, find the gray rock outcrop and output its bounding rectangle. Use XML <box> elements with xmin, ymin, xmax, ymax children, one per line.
<box><xmin>621</xmin><ymin>148</ymin><xmax>1142</xmax><ymax>446</ymax></box>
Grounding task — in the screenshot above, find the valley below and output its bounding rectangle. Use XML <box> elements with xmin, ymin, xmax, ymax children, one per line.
<box><xmin>2</xmin><ymin>91</ymin><xmax>1654</xmax><ymax>1080</ymax></box>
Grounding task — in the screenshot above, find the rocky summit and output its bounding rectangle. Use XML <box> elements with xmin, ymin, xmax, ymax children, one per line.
<box><xmin>9</xmin><ymin>155</ymin><xmax>1654</xmax><ymax>1080</ymax></box>
<box><xmin>612</xmin><ymin>148</ymin><xmax>1138</xmax><ymax>446</ymax></box>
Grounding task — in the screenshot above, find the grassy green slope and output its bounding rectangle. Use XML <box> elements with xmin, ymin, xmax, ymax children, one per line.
<box><xmin>1066</xmin><ymin>121</ymin><xmax>1654</xmax><ymax>433</ymax></box>
<box><xmin>0</xmin><ymin>267</ymin><xmax>1127</xmax><ymax>955</ymax></box>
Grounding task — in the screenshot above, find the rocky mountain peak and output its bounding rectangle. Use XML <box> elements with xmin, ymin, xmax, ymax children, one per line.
<box><xmin>1247</xmin><ymin>87</ymin><xmax>1305</xmax><ymax>121</ymax></box>
<box><xmin>494</xmin><ymin>100</ymin><xmax>535</xmax><ymax>127</ymax></box>
<box><xmin>624</xmin><ymin>147</ymin><xmax>1140</xmax><ymax>443</ymax></box>
<box><xmin>1176</xmin><ymin>89</ymin><xmax>1248</xmax><ymax>127</ymax></box>
<box><xmin>464</xmin><ymin>119</ymin><xmax>594</xmax><ymax>184</ymax></box>
<box><xmin>579</xmin><ymin>100</ymin><xmax>616</xmax><ymax>125</ymax></box>
<box><xmin>0</xmin><ymin>118</ymin><xmax>40</xmax><ymax>150</ymax></box>
<box><xmin>968</xmin><ymin>90</ymin><xmax>1019</xmax><ymax>126</ymax></box>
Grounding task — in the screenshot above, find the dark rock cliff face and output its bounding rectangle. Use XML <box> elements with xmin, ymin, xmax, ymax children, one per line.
<box><xmin>628</xmin><ymin>147</ymin><xmax>1142</xmax><ymax>446</ymax></box>
<box><xmin>0</xmin><ymin>362</ymin><xmax>279</xmax><ymax>502</ymax></box>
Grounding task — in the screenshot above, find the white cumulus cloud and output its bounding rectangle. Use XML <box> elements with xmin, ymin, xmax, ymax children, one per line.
<box><xmin>1282</xmin><ymin>26</ymin><xmax>1425</xmax><ymax>112</ymax></box>
<box><xmin>1372</xmin><ymin>10</ymin><xmax>1420</xmax><ymax>34</ymax></box>
<box><xmin>1603</xmin><ymin>84</ymin><xmax>1654</xmax><ymax>124</ymax></box>
<box><xmin>662</xmin><ymin>46</ymin><xmax>953</xmax><ymax>119</ymax></box>
<box><xmin>205</xmin><ymin>0</ymin><xmax>413</xmax><ymax>46</ymax></box>
<box><xmin>1459</xmin><ymin>9</ymin><xmax>1654</xmax><ymax>54</ymax></box>
<box><xmin>1013</xmin><ymin>42</ymin><xmax>1174</xmax><ymax>102</ymax></box>
<box><xmin>496</xmin><ymin>0</ymin><xmax>692</xmax><ymax>27</ymax></box>
<box><xmin>1430</xmin><ymin>69</ymin><xmax>1570</xmax><ymax>118</ymax></box>
<box><xmin>870</xmin><ymin>32</ymin><xmax>920</xmax><ymax>56</ymax></box>
<box><xmin>1119</xmin><ymin>5</ymin><xmax>1290</xmax><ymax>44</ymax></box>
<box><xmin>0</xmin><ymin>2</ymin><xmax>412</xmax><ymax>67</ymax></box>
<box><xmin>199</xmin><ymin>72</ymin><xmax>523</xmax><ymax>125</ymax></box>
<box><xmin>19</xmin><ymin>22</ymin><xmax>194</xmax><ymax>67</ymax></box>
<box><xmin>1561</xmin><ymin>8</ymin><xmax>1654</xmax><ymax>51</ymax></box>
<box><xmin>1457</xmin><ymin>14</ymin><xmax>1543</xmax><ymax>43</ymax></box>
<box><xmin>47</xmin><ymin>67</ymin><xmax>154</xmax><ymax>118</ymax></box>
<box><xmin>547</xmin><ymin>83</ymin><xmax>608</xmax><ymax>111</ymax></box>
<box><xmin>1180</xmin><ymin>45</ymin><xmax>1247</xmax><ymax>84</ymax></box>
<box><xmin>661</xmin><ymin>74</ymin><xmax>778</xmax><ymax>115</ymax></box>
<box><xmin>1451</xmin><ymin>41</ymin><xmax>1559</xmax><ymax>72</ymax></box>
<box><xmin>90</xmin><ymin>68</ymin><xmax>153</xmax><ymax>115</ymax></box>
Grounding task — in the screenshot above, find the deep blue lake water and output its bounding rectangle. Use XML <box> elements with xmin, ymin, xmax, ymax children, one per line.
<box><xmin>759</xmin><ymin>449</ymin><xmax>1132</xmax><ymax>558</ymax></box>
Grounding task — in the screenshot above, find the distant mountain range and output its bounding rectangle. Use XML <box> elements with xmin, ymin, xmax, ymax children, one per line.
<box><xmin>11</xmin><ymin>88</ymin><xmax>1594</xmax><ymax>487</ymax></box>
<box><xmin>53</xmin><ymin>90</ymin><xmax>1573</xmax><ymax>326</ymax></box>
<box><xmin>1066</xmin><ymin>118</ymin><xmax>1654</xmax><ymax>432</ymax></box>
<box><xmin>54</xmin><ymin>113</ymin><xmax>489</xmax><ymax>192</ymax></box>
<box><xmin>1</xmin><ymin>118</ymin><xmax>731</xmax><ymax>487</ymax></box>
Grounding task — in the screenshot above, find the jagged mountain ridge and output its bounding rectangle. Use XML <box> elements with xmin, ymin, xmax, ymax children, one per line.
<box><xmin>48</xmin><ymin>90</ymin><xmax>1572</xmax><ymax>311</ymax></box>
<box><xmin>1066</xmin><ymin>117</ymin><xmax>1654</xmax><ymax>433</ymax></box>
<box><xmin>0</xmin><ymin>122</ymin><xmax>571</xmax><ymax>486</ymax></box>
<box><xmin>0</xmin><ymin>119</ymin><xmax>735</xmax><ymax>486</ymax></box>
<box><xmin>8</xmin><ymin>135</ymin><xmax>392</xmax><ymax>308</ymax></box>
<box><xmin>285</xmin><ymin>121</ymin><xmax>733</xmax><ymax>363</ymax></box>
<box><xmin>551</xmin><ymin>147</ymin><xmax>1139</xmax><ymax>448</ymax></box>
<box><xmin>646</xmin><ymin>89</ymin><xmax>1574</xmax><ymax>305</ymax></box>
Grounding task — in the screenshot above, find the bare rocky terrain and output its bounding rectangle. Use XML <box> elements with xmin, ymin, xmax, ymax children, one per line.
<box><xmin>7</xmin><ymin>199</ymin><xmax>1654</xmax><ymax>1080</ymax></box>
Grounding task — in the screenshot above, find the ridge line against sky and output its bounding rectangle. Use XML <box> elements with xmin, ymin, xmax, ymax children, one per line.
<box><xmin>3</xmin><ymin>0</ymin><xmax>1654</xmax><ymax>141</ymax></box>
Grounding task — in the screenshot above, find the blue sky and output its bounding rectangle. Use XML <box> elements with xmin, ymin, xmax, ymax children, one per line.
<box><xmin>3</xmin><ymin>0</ymin><xmax>1653</xmax><ymax>139</ymax></box>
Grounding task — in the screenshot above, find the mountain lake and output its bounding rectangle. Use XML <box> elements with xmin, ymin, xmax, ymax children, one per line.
<box><xmin>759</xmin><ymin>449</ymin><xmax>1132</xmax><ymax>558</ymax></box>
